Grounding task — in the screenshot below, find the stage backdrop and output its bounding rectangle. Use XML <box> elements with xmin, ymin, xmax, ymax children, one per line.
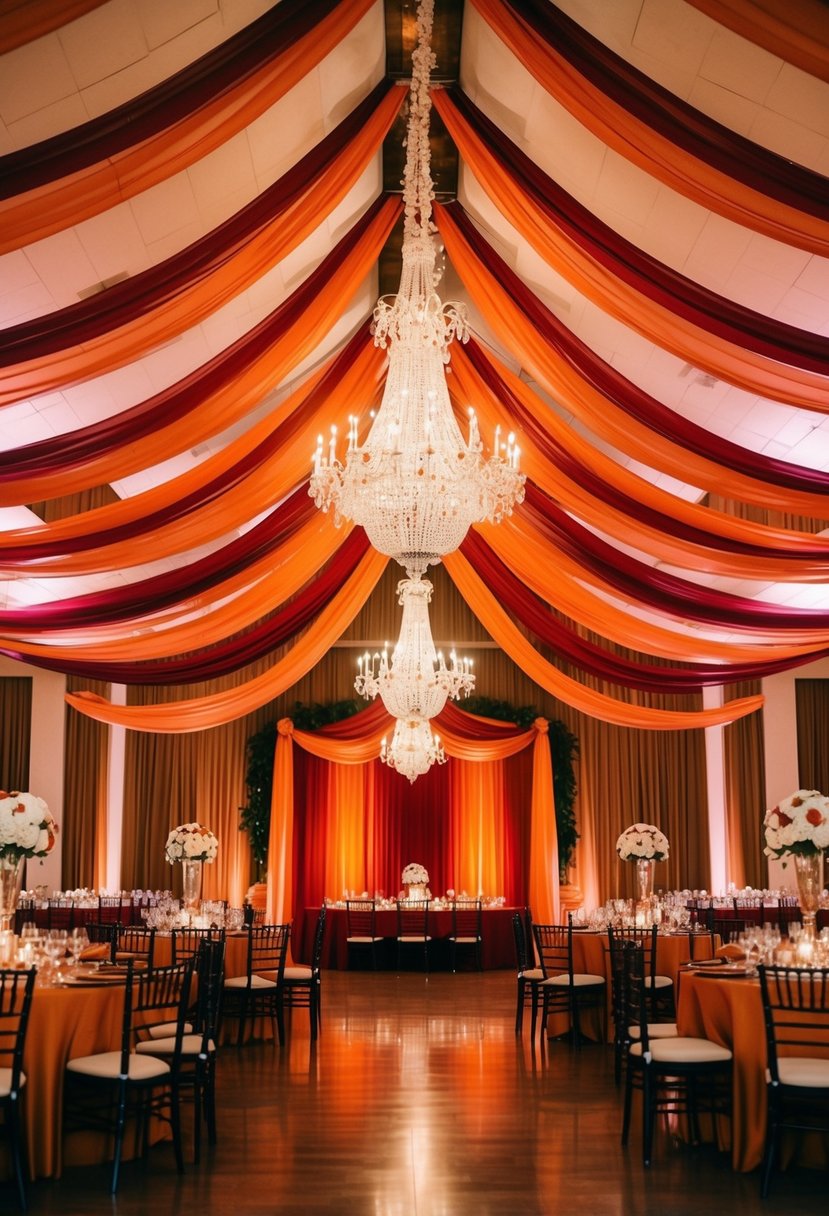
<box><xmin>267</xmin><ymin>700</ymin><xmax>559</xmax><ymax>926</ymax></box>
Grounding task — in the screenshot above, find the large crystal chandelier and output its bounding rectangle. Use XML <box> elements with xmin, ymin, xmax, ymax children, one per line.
<box><xmin>355</xmin><ymin>576</ymin><xmax>474</xmax><ymax>719</ymax></box>
<box><xmin>381</xmin><ymin>718</ymin><xmax>446</xmax><ymax>784</ymax></box>
<box><xmin>309</xmin><ymin>0</ymin><xmax>524</xmax><ymax>581</ymax></box>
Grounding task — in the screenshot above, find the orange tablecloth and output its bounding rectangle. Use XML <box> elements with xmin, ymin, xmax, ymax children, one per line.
<box><xmin>677</xmin><ymin>970</ymin><xmax>829</xmax><ymax>1173</ymax></box>
<box><xmin>19</xmin><ymin>981</ymin><xmax>127</xmax><ymax>1179</ymax></box>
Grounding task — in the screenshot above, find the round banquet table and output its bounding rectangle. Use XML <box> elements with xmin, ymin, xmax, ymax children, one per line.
<box><xmin>294</xmin><ymin>905</ymin><xmax>519</xmax><ymax>970</ymax></box>
<box><xmin>677</xmin><ymin>969</ymin><xmax>829</xmax><ymax>1174</ymax></box>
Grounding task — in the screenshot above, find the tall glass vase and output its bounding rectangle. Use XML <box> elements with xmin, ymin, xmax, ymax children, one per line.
<box><xmin>181</xmin><ymin>859</ymin><xmax>203</xmax><ymax>916</ymax></box>
<box><xmin>793</xmin><ymin>850</ymin><xmax>824</xmax><ymax>945</ymax></box>
<box><xmin>0</xmin><ymin>854</ymin><xmax>24</xmax><ymax>931</ymax></box>
<box><xmin>635</xmin><ymin>857</ymin><xmax>655</xmax><ymax>904</ymax></box>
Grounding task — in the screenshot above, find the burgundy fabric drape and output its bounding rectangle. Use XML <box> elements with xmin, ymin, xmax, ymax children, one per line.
<box><xmin>0</xmin><ymin>0</ymin><xmax>361</xmax><ymax>196</ymax></box>
<box><xmin>436</xmin><ymin>203</ymin><xmax>829</xmax><ymax>498</ymax></box>
<box><xmin>0</xmin><ymin>529</ymin><xmax>369</xmax><ymax>684</ymax></box>
<box><xmin>461</xmin><ymin>530</ymin><xmax>829</xmax><ymax>691</ymax></box>
<box><xmin>437</xmin><ymin>87</ymin><xmax>829</xmax><ymax>374</ymax></box>
<box><xmin>488</xmin><ymin>0</ymin><xmax>829</xmax><ymax>219</ymax></box>
<box><xmin>522</xmin><ymin>482</ymin><xmax>829</xmax><ymax>633</ymax></box>
<box><xmin>0</xmin><ymin>79</ymin><xmax>397</xmax><ymax>366</ymax></box>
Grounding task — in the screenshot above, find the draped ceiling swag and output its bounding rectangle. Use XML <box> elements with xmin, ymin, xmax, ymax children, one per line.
<box><xmin>2</xmin><ymin>0</ymin><xmax>829</xmax><ymax>735</ymax></box>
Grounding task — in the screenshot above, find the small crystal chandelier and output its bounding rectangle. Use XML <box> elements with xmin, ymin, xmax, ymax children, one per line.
<box><xmin>309</xmin><ymin>0</ymin><xmax>524</xmax><ymax>581</ymax></box>
<box><xmin>381</xmin><ymin>718</ymin><xmax>447</xmax><ymax>784</ymax></box>
<box><xmin>355</xmin><ymin>576</ymin><xmax>474</xmax><ymax>720</ymax></box>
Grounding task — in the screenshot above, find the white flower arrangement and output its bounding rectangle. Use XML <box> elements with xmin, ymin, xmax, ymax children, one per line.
<box><xmin>763</xmin><ymin>790</ymin><xmax>829</xmax><ymax>858</ymax></box>
<box><xmin>616</xmin><ymin>823</ymin><xmax>669</xmax><ymax>863</ymax></box>
<box><xmin>165</xmin><ymin>822</ymin><xmax>219</xmax><ymax>864</ymax></box>
<box><xmin>0</xmin><ymin>791</ymin><xmax>58</xmax><ymax>862</ymax></box>
<box><xmin>402</xmin><ymin>862</ymin><xmax>429</xmax><ymax>886</ymax></box>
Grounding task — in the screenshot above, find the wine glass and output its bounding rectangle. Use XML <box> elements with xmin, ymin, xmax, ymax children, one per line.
<box><xmin>69</xmin><ymin>926</ymin><xmax>90</xmax><ymax>970</ymax></box>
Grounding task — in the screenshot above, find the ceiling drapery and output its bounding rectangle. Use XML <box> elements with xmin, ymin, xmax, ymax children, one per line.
<box><xmin>2</xmin><ymin>0</ymin><xmax>829</xmax><ymax>733</ymax></box>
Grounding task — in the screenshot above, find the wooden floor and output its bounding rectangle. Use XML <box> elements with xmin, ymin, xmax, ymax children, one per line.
<box><xmin>21</xmin><ymin>969</ymin><xmax>828</xmax><ymax>1216</ymax></box>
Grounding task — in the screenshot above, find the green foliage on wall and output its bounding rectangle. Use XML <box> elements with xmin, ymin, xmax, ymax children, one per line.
<box><xmin>240</xmin><ymin>697</ymin><xmax>579</xmax><ymax>875</ymax></box>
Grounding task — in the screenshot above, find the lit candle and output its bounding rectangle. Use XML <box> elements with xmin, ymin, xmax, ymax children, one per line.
<box><xmin>328</xmin><ymin>425</ymin><xmax>337</xmax><ymax>465</ymax></box>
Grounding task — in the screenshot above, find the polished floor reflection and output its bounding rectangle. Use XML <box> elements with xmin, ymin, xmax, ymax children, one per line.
<box><xmin>25</xmin><ymin>970</ymin><xmax>827</xmax><ymax>1215</ymax></box>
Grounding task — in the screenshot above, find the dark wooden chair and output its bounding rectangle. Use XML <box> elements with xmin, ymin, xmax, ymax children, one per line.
<box><xmin>608</xmin><ymin>924</ymin><xmax>673</xmax><ymax>1020</ymax></box>
<box><xmin>448</xmin><ymin>899</ymin><xmax>483</xmax><ymax>972</ymax></box>
<box><xmin>0</xmin><ymin>968</ymin><xmax>36</xmax><ymax>1212</ymax></box>
<box><xmin>396</xmin><ymin>899</ymin><xmax>431</xmax><ymax>972</ymax></box>
<box><xmin>532</xmin><ymin>922</ymin><xmax>605</xmax><ymax>1043</ymax></box>
<box><xmin>345</xmin><ymin>899</ymin><xmax>383</xmax><ymax>969</ymax></box>
<box><xmin>222</xmin><ymin>923</ymin><xmax>291</xmax><ymax>1046</ymax></box>
<box><xmin>758</xmin><ymin>964</ymin><xmax>829</xmax><ymax>1197</ymax></box>
<box><xmin>283</xmin><ymin>906</ymin><xmax>326</xmax><ymax>1038</ymax></box>
<box><xmin>115</xmin><ymin>924</ymin><xmax>156</xmax><ymax>970</ymax></box>
<box><xmin>511</xmin><ymin>911</ymin><xmax>543</xmax><ymax>1035</ymax></box>
<box><xmin>64</xmin><ymin>958</ymin><xmax>195</xmax><ymax>1192</ymax></box>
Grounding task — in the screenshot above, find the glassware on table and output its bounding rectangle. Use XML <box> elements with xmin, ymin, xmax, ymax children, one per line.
<box><xmin>68</xmin><ymin>926</ymin><xmax>90</xmax><ymax>969</ymax></box>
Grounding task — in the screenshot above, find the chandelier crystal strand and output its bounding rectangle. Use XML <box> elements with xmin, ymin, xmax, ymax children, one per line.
<box><xmin>381</xmin><ymin>718</ymin><xmax>447</xmax><ymax>784</ymax></box>
<box><xmin>308</xmin><ymin>0</ymin><xmax>525</xmax><ymax>580</ymax></box>
<box><xmin>355</xmin><ymin>577</ymin><xmax>474</xmax><ymax>720</ymax></box>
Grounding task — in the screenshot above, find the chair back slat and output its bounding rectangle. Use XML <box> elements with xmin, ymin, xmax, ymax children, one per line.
<box><xmin>345</xmin><ymin>899</ymin><xmax>376</xmax><ymax>940</ymax></box>
<box><xmin>531</xmin><ymin>923</ymin><xmax>571</xmax><ymax>979</ymax></box>
<box><xmin>0</xmin><ymin>969</ymin><xmax>35</xmax><ymax>1095</ymax></box>
<box><xmin>247</xmin><ymin>923</ymin><xmax>291</xmax><ymax>984</ymax></box>
<box><xmin>759</xmin><ymin>963</ymin><xmax>829</xmax><ymax>1081</ymax></box>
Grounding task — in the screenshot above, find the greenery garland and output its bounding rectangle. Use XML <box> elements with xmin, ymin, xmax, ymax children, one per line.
<box><xmin>240</xmin><ymin>697</ymin><xmax>579</xmax><ymax>877</ymax></box>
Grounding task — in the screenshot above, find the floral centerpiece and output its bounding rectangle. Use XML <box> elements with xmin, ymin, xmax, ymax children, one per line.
<box><xmin>0</xmin><ymin>791</ymin><xmax>58</xmax><ymax>861</ymax></box>
<box><xmin>616</xmin><ymin>823</ymin><xmax>669</xmax><ymax>906</ymax></box>
<box><xmin>401</xmin><ymin>862</ymin><xmax>429</xmax><ymax>899</ymax></box>
<box><xmin>616</xmin><ymin>823</ymin><xmax>670</xmax><ymax>862</ymax></box>
<box><xmin>763</xmin><ymin>790</ymin><xmax>829</xmax><ymax>859</ymax></box>
<box><xmin>165</xmin><ymin>822</ymin><xmax>218</xmax><ymax>913</ymax></box>
<box><xmin>164</xmin><ymin>822</ymin><xmax>219</xmax><ymax>864</ymax></box>
<box><xmin>763</xmin><ymin>790</ymin><xmax>829</xmax><ymax>941</ymax></box>
<box><xmin>0</xmin><ymin>791</ymin><xmax>58</xmax><ymax>927</ymax></box>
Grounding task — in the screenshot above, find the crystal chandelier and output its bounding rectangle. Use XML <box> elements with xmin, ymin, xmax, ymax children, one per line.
<box><xmin>381</xmin><ymin>717</ymin><xmax>447</xmax><ymax>784</ymax></box>
<box><xmin>309</xmin><ymin>0</ymin><xmax>525</xmax><ymax>581</ymax></box>
<box><xmin>355</xmin><ymin>576</ymin><xmax>474</xmax><ymax>720</ymax></box>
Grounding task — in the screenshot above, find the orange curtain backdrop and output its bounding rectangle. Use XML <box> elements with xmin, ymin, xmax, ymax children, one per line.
<box><xmin>434</xmin><ymin>91</ymin><xmax>829</xmax><ymax>412</ymax></box>
<box><xmin>0</xmin><ymin>0</ymin><xmax>107</xmax><ymax>53</ymax></box>
<box><xmin>0</xmin><ymin>0</ymin><xmax>378</xmax><ymax>251</ymax></box>
<box><xmin>685</xmin><ymin>0</ymin><xmax>829</xmax><ymax>83</ymax></box>
<box><xmin>2</xmin><ymin>87</ymin><xmax>402</xmax><ymax>402</ymax></box>
<box><xmin>449</xmin><ymin>343</ymin><xmax>829</xmax><ymax>577</ymax></box>
<box><xmin>436</xmin><ymin>203</ymin><xmax>829</xmax><ymax>513</ymax></box>
<box><xmin>466</xmin><ymin>0</ymin><xmax>829</xmax><ymax>254</ymax></box>
<box><xmin>443</xmin><ymin>549</ymin><xmax>765</xmax><ymax>730</ymax></box>
<box><xmin>64</xmin><ymin>547</ymin><xmax>389</xmax><ymax>732</ymax></box>
<box><xmin>267</xmin><ymin>701</ymin><xmax>558</xmax><ymax>926</ymax></box>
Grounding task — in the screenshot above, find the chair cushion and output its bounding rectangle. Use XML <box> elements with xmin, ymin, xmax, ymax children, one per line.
<box><xmin>645</xmin><ymin>975</ymin><xmax>674</xmax><ymax>989</ymax></box>
<box><xmin>136</xmin><ymin>1035</ymin><xmax>216</xmax><ymax>1056</ymax></box>
<box><xmin>776</xmin><ymin>1057</ymin><xmax>829</xmax><ymax>1088</ymax></box>
<box><xmin>543</xmin><ymin>973</ymin><xmax>605</xmax><ymax>988</ymax></box>
<box><xmin>397</xmin><ymin>935</ymin><xmax>432</xmax><ymax>942</ymax></box>
<box><xmin>224</xmin><ymin>974</ymin><xmax>276</xmax><ymax>989</ymax></box>
<box><xmin>284</xmin><ymin>966</ymin><xmax>312</xmax><ymax>980</ymax></box>
<box><xmin>630</xmin><ymin>1037</ymin><xmax>732</xmax><ymax>1064</ymax></box>
<box><xmin>0</xmin><ymin>1067</ymin><xmax>25</xmax><ymax>1097</ymax></box>
<box><xmin>450</xmin><ymin>936</ymin><xmax>480</xmax><ymax>943</ymax></box>
<box><xmin>66</xmin><ymin>1051</ymin><xmax>170</xmax><ymax>1080</ymax></box>
<box><xmin>147</xmin><ymin>1021</ymin><xmax>193</xmax><ymax>1039</ymax></box>
<box><xmin>347</xmin><ymin>935</ymin><xmax>383</xmax><ymax>944</ymax></box>
<box><xmin>629</xmin><ymin>1022</ymin><xmax>678</xmax><ymax>1039</ymax></box>
<box><xmin>520</xmin><ymin>968</ymin><xmax>544</xmax><ymax>981</ymax></box>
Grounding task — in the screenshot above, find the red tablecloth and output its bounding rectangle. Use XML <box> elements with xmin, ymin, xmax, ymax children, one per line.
<box><xmin>294</xmin><ymin>906</ymin><xmax>519</xmax><ymax>970</ymax></box>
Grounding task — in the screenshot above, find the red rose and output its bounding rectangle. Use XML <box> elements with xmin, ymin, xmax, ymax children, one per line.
<box><xmin>775</xmin><ymin>810</ymin><xmax>792</xmax><ymax>826</ymax></box>
<box><xmin>806</xmin><ymin>807</ymin><xmax>824</xmax><ymax>827</ymax></box>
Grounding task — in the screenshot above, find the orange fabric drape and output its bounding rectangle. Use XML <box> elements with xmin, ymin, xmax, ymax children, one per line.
<box><xmin>0</xmin><ymin>0</ymin><xmax>378</xmax><ymax>252</ymax></box>
<box><xmin>467</xmin><ymin>0</ymin><xmax>829</xmax><ymax>255</ymax></box>
<box><xmin>443</xmin><ymin>548</ymin><xmax>765</xmax><ymax>729</ymax></box>
<box><xmin>0</xmin><ymin>344</ymin><xmax>385</xmax><ymax>587</ymax></box>
<box><xmin>481</xmin><ymin>514</ymin><xmax>827</xmax><ymax>663</ymax></box>
<box><xmin>63</xmin><ymin>548</ymin><xmax>389</xmax><ymax>732</ymax></box>
<box><xmin>1</xmin><ymin>87</ymin><xmax>402</xmax><ymax>402</ymax></box>
<box><xmin>450</xmin><ymin>343</ymin><xmax>829</xmax><ymax>580</ymax></box>
<box><xmin>686</xmin><ymin>0</ymin><xmax>829</xmax><ymax>84</ymax></box>
<box><xmin>436</xmin><ymin>203</ymin><xmax>829</xmax><ymax>511</ymax></box>
<box><xmin>267</xmin><ymin>701</ymin><xmax>558</xmax><ymax>935</ymax></box>
<box><xmin>435</xmin><ymin>91</ymin><xmax>829</xmax><ymax>411</ymax></box>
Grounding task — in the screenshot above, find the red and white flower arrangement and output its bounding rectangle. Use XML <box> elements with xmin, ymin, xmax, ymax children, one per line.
<box><xmin>0</xmin><ymin>791</ymin><xmax>58</xmax><ymax>862</ymax></box>
<box><xmin>616</xmin><ymin>823</ymin><xmax>670</xmax><ymax>863</ymax></box>
<box><xmin>763</xmin><ymin>790</ymin><xmax>829</xmax><ymax>858</ymax></box>
<box><xmin>165</xmin><ymin>822</ymin><xmax>219</xmax><ymax>864</ymax></box>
